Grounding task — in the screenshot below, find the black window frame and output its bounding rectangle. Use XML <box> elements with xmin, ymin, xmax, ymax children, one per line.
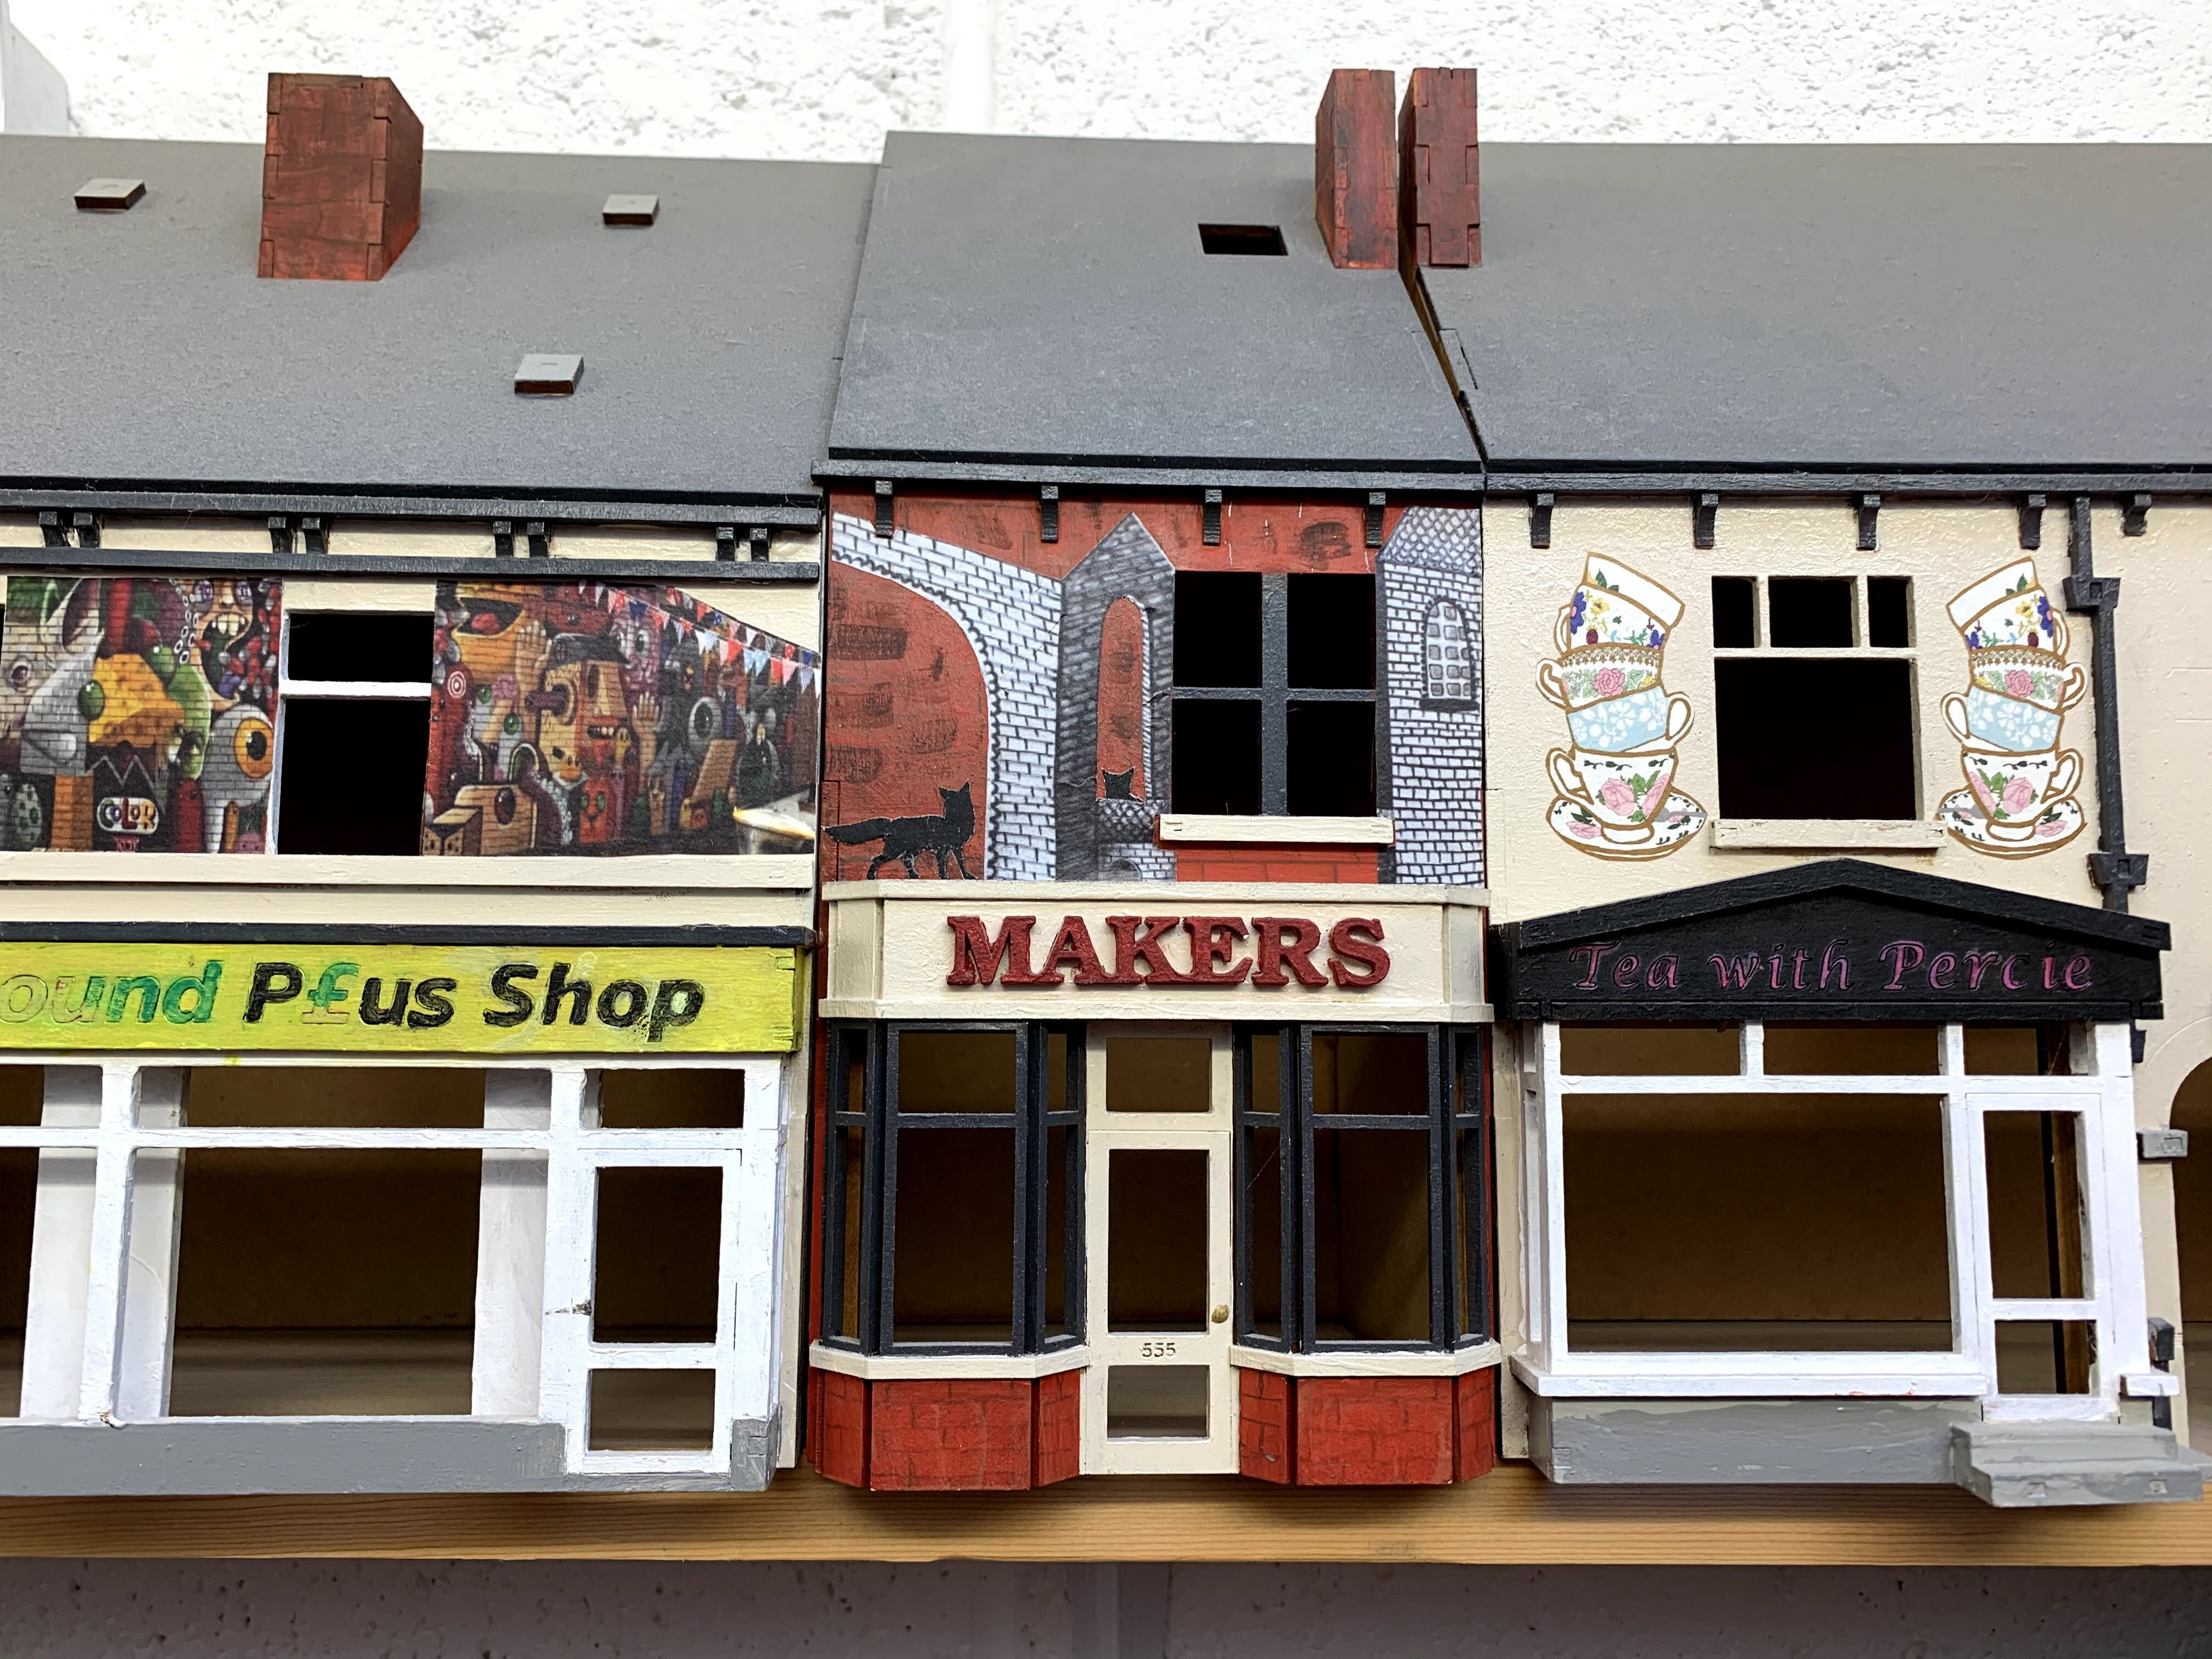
<box><xmin>819</xmin><ymin>1019</ymin><xmax>1085</xmax><ymax>1357</ymax></box>
<box><xmin>1233</xmin><ymin>1022</ymin><xmax>1490</xmax><ymax>1353</ymax></box>
<box><xmin>1170</xmin><ymin>571</ymin><xmax>1380</xmax><ymax>815</ymax></box>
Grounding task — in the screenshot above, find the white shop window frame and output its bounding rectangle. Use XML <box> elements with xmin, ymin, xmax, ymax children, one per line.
<box><xmin>1514</xmin><ymin>1020</ymin><xmax>2159</xmax><ymax>1419</ymax></box>
<box><xmin>0</xmin><ymin>1053</ymin><xmax>788</xmax><ymax>1482</ymax></box>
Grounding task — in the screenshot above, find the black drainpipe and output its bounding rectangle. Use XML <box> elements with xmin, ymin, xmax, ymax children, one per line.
<box><xmin>2062</xmin><ymin>494</ymin><xmax>2148</xmax><ymax>914</ymax></box>
<box><xmin>2062</xmin><ymin>495</ymin><xmax>2149</xmax><ymax>1064</ymax></box>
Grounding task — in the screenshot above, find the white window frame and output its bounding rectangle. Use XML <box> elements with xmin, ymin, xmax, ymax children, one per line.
<box><xmin>0</xmin><ymin>1054</ymin><xmax>787</xmax><ymax>1482</ymax></box>
<box><xmin>1514</xmin><ymin>1020</ymin><xmax>2159</xmax><ymax>1418</ymax></box>
<box><xmin>268</xmin><ymin>606</ymin><xmax>436</xmax><ymax>854</ymax></box>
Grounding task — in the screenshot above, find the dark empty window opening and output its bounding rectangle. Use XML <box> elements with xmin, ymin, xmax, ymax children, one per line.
<box><xmin>286</xmin><ymin>613</ymin><xmax>433</xmax><ymax>683</ymax></box>
<box><xmin>277</xmin><ymin>611</ymin><xmax>433</xmax><ymax>856</ymax></box>
<box><xmin>1170</xmin><ymin>571</ymin><xmax>1376</xmax><ymax>816</ymax></box>
<box><xmin>1869</xmin><ymin>576</ymin><xmax>1913</xmax><ymax>648</ymax></box>
<box><xmin>1715</xmin><ymin>658</ymin><xmax>1916</xmax><ymax>819</ymax></box>
<box><xmin>1711</xmin><ymin>577</ymin><xmax>1757</xmax><ymax>648</ymax></box>
<box><xmin>276</xmin><ymin>697</ymin><xmax>431</xmax><ymax>854</ymax></box>
<box><xmin>1199</xmin><ymin>223</ymin><xmax>1287</xmax><ymax>256</ymax></box>
<box><xmin>1768</xmin><ymin>578</ymin><xmax>1855</xmax><ymax>647</ymax></box>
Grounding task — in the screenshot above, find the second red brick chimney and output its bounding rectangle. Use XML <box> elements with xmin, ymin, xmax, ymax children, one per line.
<box><xmin>1314</xmin><ymin>68</ymin><xmax>1397</xmax><ymax>270</ymax></box>
<box><xmin>258</xmin><ymin>72</ymin><xmax>423</xmax><ymax>281</ymax></box>
<box><xmin>1400</xmin><ymin>68</ymin><xmax>1479</xmax><ymax>267</ymax></box>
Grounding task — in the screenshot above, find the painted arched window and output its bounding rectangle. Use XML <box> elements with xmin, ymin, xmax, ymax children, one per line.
<box><xmin>1421</xmin><ymin>599</ymin><xmax>1475</xmax><ymax>709</ymax></box>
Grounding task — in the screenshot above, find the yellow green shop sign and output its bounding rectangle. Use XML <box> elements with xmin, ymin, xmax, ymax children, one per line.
<box><xmin>0</xmin><ymin>943</ymin><xmax>800</xmax><ymax>1054</ymax></box>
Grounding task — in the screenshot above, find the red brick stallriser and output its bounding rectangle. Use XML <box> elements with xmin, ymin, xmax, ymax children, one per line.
<box><xmin>1239</xmin><ymin>1368</ymin><xmax>1499</xmax><ymax>1487</ymax></box>
<box><xmin>806</xmin><ymin>1375</ymin><xmax>1084</xmax><ymax>1492</ymax></box>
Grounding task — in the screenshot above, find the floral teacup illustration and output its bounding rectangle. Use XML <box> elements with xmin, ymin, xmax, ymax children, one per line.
<box><xmin>1553</xmin><ymin>556</ymin><xmax>1685</xmax><ymax>653</ymax></box>
<box><xmin>1948</xmin><ymin>560</ymin><xmax>2069</xmax><ymax>654</ymax></box>
<box><xmin>1566</xmin><ymin>687</ymin><xmax>1692</xmax><ymax>755</ymax></box>
<box><xmin>1548</xmin><ymin>745</ymin><xmax>1678</xmax><ymax>837</ymax></box>
<box><xmin>1943</xmin><ymin>687</ymin><xmax>2062</xmax><ymax>754</ymax></box>
<box><xmin>1967</xmin><ymin>650</ymin><xmax>2087</xmax><ymax>715</ymax></box>
<box><xmin>1961</xmin><ymin>744</ymin><xmax>2082</xmax><ymax>843</ymax></box>
<box><xmin>1538</xmin><ymin>650</ymin><xmax>1662</xmax><ymax>711</ymax></box>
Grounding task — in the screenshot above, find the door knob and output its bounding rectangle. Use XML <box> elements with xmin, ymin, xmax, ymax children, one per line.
<box><xmin>1210</xmin><ymin>1304</ymin><xmax>1229</xmax><ymax>1324</ymax></box>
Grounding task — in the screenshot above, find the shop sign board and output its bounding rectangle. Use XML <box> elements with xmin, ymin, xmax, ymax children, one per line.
<box><xmin>0</xmin><ymin>942</ymin><xmax>803</xmax><ymax>1053</ymax></box>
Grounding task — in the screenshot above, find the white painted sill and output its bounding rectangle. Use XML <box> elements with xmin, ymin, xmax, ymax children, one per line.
<box><xmin>1155</xmin><ymin>814</ymin><xmax>1395</xmax><ymax>847</ymax></box>
<box><xmin>807</xmin><ymin>1342</ymin><xmax>1089</xmax><ymax>1381</ymax></box>
<box><xmin>1510</xmin><ymin>1350</ymin><xmax>1987</xmax><ymax>1400</ymax></box>
<box><xmin>1712</xmin><ymin>819</ymin><xmax>1945</xmax><ymax>851</ymax></box>
<box><xmin>0</xmin><ymin>851</ymin><xmax>816</xmax><ymax>890</ymax></box>
<box><xmin>1230</xmin><ymin>1341</ymin><xmax>1502</xmax><ymax>1378</ymax></box>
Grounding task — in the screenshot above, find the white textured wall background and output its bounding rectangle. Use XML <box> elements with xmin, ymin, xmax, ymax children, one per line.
<box><xmin>10</xmin><ymin>0</ymin><xmax>2212</xmax><ymax>159</ymax></box>
<box><xmin>1</xmin><ymin>1560</ymin><xmax>2210</xmax><ymax>1656</ymax></box>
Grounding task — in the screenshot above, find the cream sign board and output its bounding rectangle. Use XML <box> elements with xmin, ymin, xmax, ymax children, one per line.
<box><xmin>822</xmin><ymin>881</ymin><xmax>1489</xmax><ymax>1023</ymax></box>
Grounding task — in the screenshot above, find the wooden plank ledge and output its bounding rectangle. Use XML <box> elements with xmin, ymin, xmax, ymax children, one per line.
<box><xmin>0</xmin><ymin>1465</ymin><xmax>2208</xmax><ymax>1563</ymax></box>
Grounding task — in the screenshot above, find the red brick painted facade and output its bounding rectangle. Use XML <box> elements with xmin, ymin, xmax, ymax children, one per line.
<box><xmin>811</xmin><ymin>1368</ymin><xmax>870</xmax><ymax>1488</ymax></box>
<box><xmin>1238</xmin><ymin>1368</ymin><xmax>1295</xmax><ymax>1483</ymax></box>
<box><xmin>1034</xmin><ymin>1368</ymin><xmax>1083</xmax><ymax>1486</ymax></box>
<box><xmin>1172</xmin><ymin>845</ymin><xmax>1381</xmax><ymax>884</ymax></box>
<box><xmin>1231</xmin><ymin>1367</ymin><xmax>1499</xmax><ymax>1486</ymax></box>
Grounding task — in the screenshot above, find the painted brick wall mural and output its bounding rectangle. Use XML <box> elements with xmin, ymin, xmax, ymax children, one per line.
<box><xmin>822</xmin><ymin>496</ymin><xmax>1484</xmax><ymax>885</ymax></box>
<box><xmin>0</xmin><ymin>575</ymin><xmax>279</xmax><ymax>852</ymax></box>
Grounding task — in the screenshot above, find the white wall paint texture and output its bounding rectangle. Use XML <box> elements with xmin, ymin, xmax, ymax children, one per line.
<box><xmin>10</xmin><ymin>0</ymin><xmax>2212</xmax><ymax>159</ymax></box>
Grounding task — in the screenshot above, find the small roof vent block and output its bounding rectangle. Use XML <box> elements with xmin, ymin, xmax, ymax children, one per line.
<box><xmin>75</xmin><ymin>179</ymin><xmax>146</xmax><ymax>212</ymax></box>
<box><xmin>603</xmin><ymin>193</ymin><xmax>659</xmax><ymax>225</ymax></box>
<box><xmin>516</xmin><ymin>353</ymin><xmax>585</xmax><ymax>396</ymax></box>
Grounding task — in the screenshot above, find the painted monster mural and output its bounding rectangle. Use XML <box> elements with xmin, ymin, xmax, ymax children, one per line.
<box><xmin>0</xmin><ymin>575</ymin><xmax>278</xmax><ymax>851</ymax></box>
<box><xmin>422</xmin><ymin>582</ymin><xmax>819</xmax><ymax>856</ymax></box>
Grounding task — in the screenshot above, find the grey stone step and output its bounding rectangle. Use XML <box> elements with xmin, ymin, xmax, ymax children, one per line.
<box><xmin>1951</xmin><ymin>1420</ymin><xmax>2210</xmax><ymax>1507</ymax></box>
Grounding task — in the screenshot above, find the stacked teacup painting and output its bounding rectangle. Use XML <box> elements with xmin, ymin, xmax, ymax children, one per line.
<box><xmin>1539</xmin><ymin>557</ymin><xmax>1707</xmax><ymax>859</ymax></box>
<box><xmin>1936</xmin><ymin>557</ymin><xmax>2089</xmax><ymax>856</ymax></box>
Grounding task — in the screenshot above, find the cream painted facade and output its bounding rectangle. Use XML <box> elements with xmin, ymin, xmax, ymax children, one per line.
<box><xmin>1480</xmin><ymin>494</ymin><xmax>2193</xmax><ymax>1474</ymax></box>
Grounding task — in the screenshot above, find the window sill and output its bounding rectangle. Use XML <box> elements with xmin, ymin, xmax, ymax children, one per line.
<box><xmin>1711</xmin><ymin>819</ymin><xmax>1945</xmax><ymax>851</ymax></box>
<box><xmin>1231</xmin><ymin>1341</ymin><xmax>1501</xmax><ymax>1378</ymax></box>
<box><xmin>1156</xmin><ymin>815</ymin><xmax>1395</xmax><ymax>847</ymax></box>
<box><xmin>0</xmin><ymin>850</ymin><xmax>817</xmax><ymax>890</ymax></box>
<box><xmin>1510</xmin><ymin>1350</ymin><xmax>1987</xmax><ymax>1399</ymax></box>
<box><xmin>807</xmin><ymin>1342</ymin><xmax>1088</xmax><ymax>1381</ymax></box>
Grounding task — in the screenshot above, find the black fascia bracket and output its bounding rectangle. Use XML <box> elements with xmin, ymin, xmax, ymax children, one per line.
<box><xmin>2018</xmin><ymin>493</ymin><xmax>2046</xmax><ymax>551</ymax></box>
<box><xmin>267</xmin><ymin>515</ymin><xmax>294</xmax><ymax>556</ymax></box>
<box><xmin>1530</xmin><ymin>492</ymin><xmax>1554</xmax><ymax>549</ymax></box>
<box><xmin>1040</xmin><ymin>484</ymin><xmax>1060</xmax><ymax>544</ymax></box>
<box><xmin>715</xmin><ymin>524</ymin><xmax>737</xmax><ymax>561</ymax></box>
<box><xmin>71</xmin><ymin>511</ymin><xmax>100</xmax><ymax>549</ymax></box>
<box><xmin>749</xmin><ymin>526</ymin><xmax>771</xmax><ymax>562</ymax></box>
<box><xmin>873</xmin><ymin>479</ymin><xmax>894</xmax><ymax>539</ymax></box>
<box><xmin>1855</xmin><ymin>492</ymin><xmax>1881</xmax><ymax>552</ymax></box>
<box><xmin>1364</xmin><ymin>491</ymin><xmax>1386</xmax><ymax>549</ymax></box>
<box><xmin>299</xmin><ymin>516</ymin><xmax>326</xmax><ymax>556</ymax></box>
<box><xmin>493</xmin><ymin>518</ymin><xmax>516</xmax><ymax>557</ymax></box>
<box><xmin>1203</xmin><ymin>487</ymin><xmax>1224</xmax><ymax>546</ymax></box>
<box><xmin>36</xmin><ymin>511</ymin><xmax>66</xmax><ymax>549</ymax></box>
<box><xmin>525</xmin><ymin>520</ymin><xmax>550</xmax><ymax>558</ymax></box>
<box><xmin>1692</xmin><ymin>492</ymin><xmax>1718</xmax><ymax>550</ymax></box>
<box><xmin>2122</xmin><ymin>493</ymin><xmax>2152</xmax><ymax>537</ymax></box>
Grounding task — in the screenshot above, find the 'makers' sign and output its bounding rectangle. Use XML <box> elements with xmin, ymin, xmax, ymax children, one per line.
<box><xmin>947</xmin><ymin>913</ymin><xmax>1389</xmax><ymax>989</ymax></box>
<box><xmin>0</xmin><ymin>943</ymin><xmax>801</xmax><ymax>1053</ymax></box>
<box><xmin>1497</xmin><ymin>863</ymin><xmax>2166</xmax><ymax>1024</ymax></box>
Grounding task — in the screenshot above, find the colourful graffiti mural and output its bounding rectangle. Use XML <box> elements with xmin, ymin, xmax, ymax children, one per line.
<box><xmin>0</xmin><ymin>575</ymin><xmax>279</xmax><ymax>852</ymax></box>
<box><xmin>422</xmin><ymin>582</ymin><xmax>820</xmax><ymax>856</ymax></box>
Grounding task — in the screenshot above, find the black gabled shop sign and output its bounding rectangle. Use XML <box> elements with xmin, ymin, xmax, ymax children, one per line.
<box><xmin>1495</xmin><ymin>860</ymin><xmax>2167</xmax><ymax>1024</ymax></box>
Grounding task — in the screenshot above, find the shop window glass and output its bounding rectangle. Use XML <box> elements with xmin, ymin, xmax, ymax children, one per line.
<box><xmin>597</xmin><ymin>1068</ymin><xmax>744</xmax><ymax>1129</ymax></box>
<box><xmin>891</xmin><ymin>1125</ymin><xmax>1016</xmax><ymax>1344</ymax></box>
<box><xmin>184</xmin><ymin>1064</ymin><xmax>482</xmax><ymax>1127</ymax></box>
<box><xmin>1984</xmin><ymin>1111</ymin><xmax>2089</xmax><ymax>1303</ymax></box>
<box><xmin>170</xmin><ymin>1146</ymin><xmax>479</xmax><ymax>1415</ymax></box>
<box><xmin>1106</xmin><ymin>1363</ymin><xmax>1209</xmax><ymax>1438</ymax></box>
<box><xmin>1562</xmin><ymin>1093</ymin><xmax>1951</xmax><ymax>1352</ymax></box>
<box><xmin>898</xmin><ymin>1029</ymin><xmax>1017</xmax><ymax>1111</ymax></box>
<box><xmin>275</xmin><ymin>610</ymin><xmax>433</xmax><ymax>855</ymax></box>
<box><xmin>1964</xmin><ymin>1025</ymin><xmax>2047</xmax><ymax>1075</ymax></box>
<box><xmin>1559</xmin><ymin>1024</ymin><xmax>1739</xmax><ymax>1077</ymax></box>
<box><xmin>1763</xmin><ymin>1023</ymin><xmax>1939</xmax><ymax>1075</ymax></box>
<box><xmin>1310</xmin><ymin>1128</ymin><xmax>1431</xmax><ymax>1342</ymax></box>
<box><xmin>592</xmin><ymin>1166</ymin><xmax>722</xmax><ymax>1343</ymax></box>
<box><xmin>1995</xmin><ymin>1321</ymin><xmax>2096</xmax><ymax>1396</ymax></box>
<box><xmin>588</xmin><ymin>1368</ymin><xmax>715</xmax><ymax>1451</ymax></box>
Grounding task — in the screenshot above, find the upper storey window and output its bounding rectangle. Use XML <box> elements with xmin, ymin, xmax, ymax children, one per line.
<box><xmin>1711</xmin><ymin>575</ymin><xmax>1916</xmax><ymax>820</ymax></box>
<box><xmin>1169</xmin><ymin>572</ymin><xmax>1376</xmax><ymax>816</ymax></box>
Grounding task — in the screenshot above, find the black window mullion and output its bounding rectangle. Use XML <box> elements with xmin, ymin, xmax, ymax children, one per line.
<box><xmin>1428</xmin><ymin>1027</ymin><xmax>1452</xmax><ymax>1347</ymax></box>
<box><xmin>1294</xmin><ymin>1021</ymin><xmax>1317</xmax><ymax>1352</ymax></box>
<box><xmin>1012</xmin><ymin>1024</ymin><xmax>1037</xmax><ymax>1353</ymax></box>
<box><xmin>1260</xmin><ymin>572</ymin><xmax>1290</xmax><ymax>813</ymax></box>
<box><xmin>864</xmin><ymin>1024</ymin><xmax>891</xmax><ymax>1354</ymax></box>
<box><xmin>1058</xmin><ymin>1022</ymin><xmax>1086</xmax><ymax>1344</ymax></box>
<box><xmin>1459</xmin><ymin>1028</ymin><xmax>1493</xmax><ymax>1344</ymax></box>
<box><xmin>819</xmin><ymin>1029</ymin><xmax>849</xmax><ymax>1342</ymax></box>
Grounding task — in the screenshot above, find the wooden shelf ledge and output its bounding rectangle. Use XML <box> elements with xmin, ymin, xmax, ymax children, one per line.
<box><xmin>0</xmin><ymin>1464</ymin><xmax>2207</xmax><ymax>1564</ymax></box>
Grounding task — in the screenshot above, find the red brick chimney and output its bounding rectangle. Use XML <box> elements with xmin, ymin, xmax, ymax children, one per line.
<box><xmin>1314</xmin><ymin>69</ymin><xmax>1397</xmax><ymax>270</ymax></box>
<box><xmin>1400</xmin><ymin>69</ymin><xmax>1479</xmax><ymax>267</ymax></box>
<box><xmin>258</xmin><ymin>72</ymin><xmax>423</xmax><ymax>281</ymax></box>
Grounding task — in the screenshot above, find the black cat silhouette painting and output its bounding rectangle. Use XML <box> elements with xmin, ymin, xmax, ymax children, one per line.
<box><xmin>828</xmin><ymin>782</ymin><xmax>976</xmax><ymax>878</ymax></box>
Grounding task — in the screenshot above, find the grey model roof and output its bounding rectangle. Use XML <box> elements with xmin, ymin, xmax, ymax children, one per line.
<box><xmin>1425</xmin><ymin>144</ymin><xmax>2212</xmax><ymax>477</ymax></box>
<box><xmin>0</xmin><ymin>137</ymin><xmax>876</xmax><ymax>512</ymax></box>
<box><xmin>826</xmin><ymin>131</ymin><xmax>1480</xmax><ymax>489</ymax></box>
